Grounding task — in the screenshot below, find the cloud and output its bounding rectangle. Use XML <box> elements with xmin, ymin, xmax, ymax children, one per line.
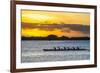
<box><xmin>61</xmin><ymin>24</ymin><xmax>90</xmax><ymax>34</ymax></box>
<box><xmin>22</xmin><ymin>22</ymin><xmax>90</xmax><ymax>34</ymax></box>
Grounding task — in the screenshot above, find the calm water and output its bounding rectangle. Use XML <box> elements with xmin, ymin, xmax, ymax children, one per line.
<box><xmin>21</xmin><ymin>40</ymin><xmax>90</xmax><ymax>63</ymax></box>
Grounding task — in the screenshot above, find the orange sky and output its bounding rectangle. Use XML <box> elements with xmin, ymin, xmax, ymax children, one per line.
<box><xmin>21</xmin><ymin>10</ymin><xmax>90</xmax><ymax>37</ymax></box>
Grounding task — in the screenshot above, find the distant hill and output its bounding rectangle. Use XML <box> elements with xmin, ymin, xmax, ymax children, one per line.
<box><xmin>22</xmin><ymin>35</ymin><xmax>90</xmax><ymax>40</ymax></box>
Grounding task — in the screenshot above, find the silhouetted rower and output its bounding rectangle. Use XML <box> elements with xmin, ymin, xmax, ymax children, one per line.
<box><xmin>53</xmin><ymin>47</ymin><xmax>56</xmax><ymax>50</ymax></box>
<box><xmin>72</xmin><ymin>47</ymin><xmax>76</xmax><ymax>50</ymax></box>
<box><xmin>67</xmin><ymin>47</ymin><xmax>70</xmax><ymax>50</ymax></box>
<box><xmin>64</xmin><ymin>47</ymin><xmax>66</xmax><ymax>50</ymax></box>
<box><xmin>77</xmin><ymin>47</ymin><xmax>80</xmax><ymax>50</ymax></box>
<box><xmin>57</xmin><ymin>47</ymin><xmax>61</xmax><ymax>50</ymax></box>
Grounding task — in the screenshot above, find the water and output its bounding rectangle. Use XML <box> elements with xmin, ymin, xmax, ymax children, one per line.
<box><xmin>21</xmin><ymin>40</ymin><xmax>90</xmax><ymax>63</ymax></box>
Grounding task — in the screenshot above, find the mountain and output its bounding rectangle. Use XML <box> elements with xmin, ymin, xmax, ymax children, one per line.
<box><xmin>22</xmin><ymin>35</ymin><xmax>90</xmax><ymax>40</ymax></box>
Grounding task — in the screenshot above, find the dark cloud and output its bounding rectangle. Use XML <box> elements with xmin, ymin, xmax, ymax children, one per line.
<box><xmin>22</xmin><ymin>22</ymin><xmax>90</xmax><ymax>34</ymax></box>
<box><xmin>61</xmin><ymin>24</ymin><xmax>90</xmax><ymax>34</ymax></box>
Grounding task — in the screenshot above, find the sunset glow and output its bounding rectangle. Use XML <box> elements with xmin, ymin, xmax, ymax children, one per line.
<box><xmin>21</xmin><ymin>10</ymin><xmax>90</xmax><ymax>37</ymax></box>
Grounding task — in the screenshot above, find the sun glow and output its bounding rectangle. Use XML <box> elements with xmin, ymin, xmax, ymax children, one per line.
<box><xmin>21</xmin><ymin>10</ymin><xmax>90</xmax><ymax>37</ymax></box>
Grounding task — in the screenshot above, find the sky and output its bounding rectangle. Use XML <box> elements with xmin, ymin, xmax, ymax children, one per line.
<box><xmin>21</xmin><ymin>10</ymin><xmax>90</xmax><ymax>37</ymax></box>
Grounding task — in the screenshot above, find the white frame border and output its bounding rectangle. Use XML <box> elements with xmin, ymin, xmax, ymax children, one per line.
<box><xmin>16</xmin><ymin>5</ymin><xmax>95</xmax><ymax>69</ymax></box>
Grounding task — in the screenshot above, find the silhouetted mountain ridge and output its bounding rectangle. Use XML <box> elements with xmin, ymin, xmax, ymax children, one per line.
<box><xmin>22</xmin><ymin>35</ymin><xmax>90</xmax><ymax>40</ymax></box>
